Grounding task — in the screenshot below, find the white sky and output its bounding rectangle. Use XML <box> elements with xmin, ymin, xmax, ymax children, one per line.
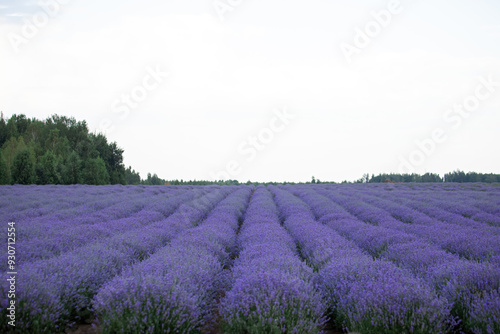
<box><xmin>1</xmin><ymin>0</ymin><xmax>499</xmax><ymax>182</ymax></box>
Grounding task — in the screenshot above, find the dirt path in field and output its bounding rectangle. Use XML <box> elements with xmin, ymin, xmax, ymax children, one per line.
<box><xmin>67</xmin><ymin>316</ymin><xmax>345</xmax><ymax>333</ymax></box>
<box><xmin>322</xmin><ymin>319</ymin><xmax>348</xmax><ymax>333</ymax></box>
<box><xmin>66</xmin><ymin>323</ymin><xmax>100</xmax><ymax>334</ymax></box>
<box><xmin>69</xmin><ymin>322</ymin><xmax>344</xmax><ymax>334</ymax></box>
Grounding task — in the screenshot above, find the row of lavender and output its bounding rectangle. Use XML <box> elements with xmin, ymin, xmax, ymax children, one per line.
<box><xmin>0</xmin><ymin>185</ymin><xmax>181</xmax><ymax>223</ymax></box>
<box><xmin>220</xmin><ymin>186</ymin><xmax>326</xmax><ymax>333</ymax></box>
<box><xmin>0</xmin><ymin>185</ymin><xmax>239</xmax><ymax>332</ymax></box>
<box><xmin>318</xmin><ymin>184</ymin><xmax>500</xmax><ymax>264</ymax></box>
<box><xmin>1</xmin><ymin>183</ymin><xmax>499</xmax><ymax>333</ymax></box>
<box><xmin>320</xmin><ymin>188</ymin><xmax>499</xmax><ymax>262</ymax></box>
<box><xmin>0</xmin><ymin>186</ymin><xmax>213</xmax><ymax>272</ymax></box>
<box><xmin>94</xmin><ymin>186</ymin><xmax>253</xmax><ymax>333</ymax></box>
<box><xmin>285</xmin><ymin>184</ymin><xmax>500</xmax><ymax>333</ymax></box>
<box><xmin>269</xmin><ymin>185</ymin><xmax>453</xmax><ymax>333</ymax></box>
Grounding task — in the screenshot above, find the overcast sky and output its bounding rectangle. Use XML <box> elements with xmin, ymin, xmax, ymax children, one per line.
<box><xmin>1</xmin><ymin>0</ymin><xmax>499</xmax><ymax>182</ymax></box>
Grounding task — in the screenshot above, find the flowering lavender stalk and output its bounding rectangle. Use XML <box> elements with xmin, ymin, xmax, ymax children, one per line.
<box><xmin>468</xmin><ymin>288</ymin><xmax>500</xmax><ymax>334</ymax></box>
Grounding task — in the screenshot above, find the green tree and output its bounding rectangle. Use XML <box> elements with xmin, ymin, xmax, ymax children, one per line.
<box><xmin>25</xmin><ymin>120</ymin><xmax>44</xmax><ymax>144</ymax></box>
<box><xmin>0</xmin><ymin>112</ymin><xmax>8</xmax><ymax>147</ymax></box>
<box><xmin>11</xmin><ymin>114</ymin><xmax>30</xmax><ymax>134</ymax></box>
<box><xmin>0</xmin><ymin>149</ymin><xmax>9</xmax><ymax>184</ymax></box>
<box><xmin>110</xmin><ymin>168</ymin><xmax>126</xmax><ymax>185</ymax></box>
<box><xmin>125</xmin><ymin>166</ymin><xmax>141</xmax><ymax>185</ymax></box>
<box><xmin>36</xmin><ymin>150</ymin><xmax>60</xmax><ymax>184</ymax></box>
<box><xmin>11</xmin><ymin>149</ymin><xmax>36</xmax><ymax>184</ymax></box>
<box><xmin>82</xmin><ymin>157</ymin><xmax>109</xmax><ymax>185</ymax></box>
<box><xmin>5</xmin><ymin>116</ymin><xmax>19</xmax><ymax>139</ymax></box>
<box><xmin>62</xmin><ymin>151</ymin><xmax>82</xmax><ymax>184</ymax></box>
<box><xmin>2</xmin><ymin>136</ymin><xmax>27</xmax><ymax>180</ymax></box>
<box><xmin>484</xmin><ymin>174</ymin><xmax>498</xmax><ymax>183</ymax></box>
<box><xmin>90</xmin><ymin>133</ymin><xmax>125</xmax><ymax>184</ymax></box>
<box><xmin>0</xmin><ymin>113</ymin><xmax>133</xmax><ymax>185</ymax></box>
<box><xmin>143</xmin><ymin>172</ymin><xmax>164</xmax><ymax>185</ymax></box>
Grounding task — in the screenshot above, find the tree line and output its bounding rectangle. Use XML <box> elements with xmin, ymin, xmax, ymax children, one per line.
<box><xmin>349</xmin><ymin>172</ymin><xmax>500</xmax><ymax>184</ymax></box>
<box><xmin>1</xmin><ymin>113</ymin><xmax>498</xmax><ymax>185</ymax></box>
<box><xmin>0</xmin><ymin>113</ymin><xmax>135</xmax><ymax>185</ymax></box>
<box><xmin>0</xmin><ymin>113</ymin><xmax>261</xmax><ymax>186</ymax></box>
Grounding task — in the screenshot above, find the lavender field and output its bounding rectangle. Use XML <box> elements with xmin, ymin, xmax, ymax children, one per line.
<box><xmin>1</xmin><ymin>183</ymin><xmax>500</xmax><ymax>334</ymax></box>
